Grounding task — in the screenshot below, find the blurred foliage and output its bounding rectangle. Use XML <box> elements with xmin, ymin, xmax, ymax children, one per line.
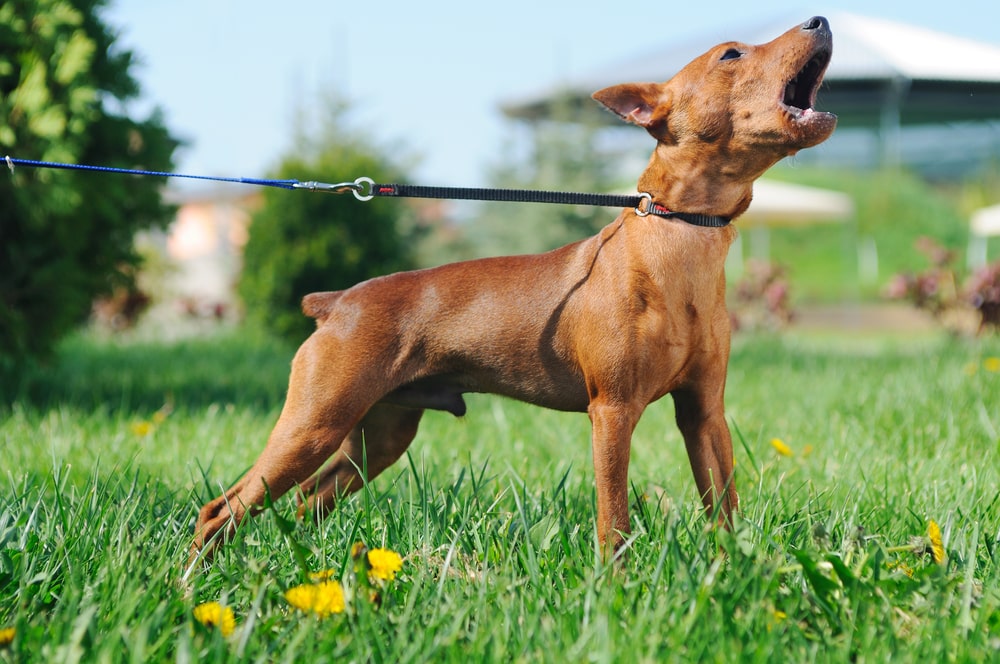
<box><xmin>753</xmin><ymin>166</ymin><xmax>974</xmax><ymax>301</ymax></box>
<box><xmin>466</xmin><ymin>99</ymin><xmax>619</xmax><ymax>256</ymax></box>
<box><xmin>886</xmin><ymin>236</ymin><xmax>1000</xmax><ymax>335</ymax></box>
<box><xmin>885</xmin><ymin>236</ymin><xmax>961</xmax><ymax>319</ymax></box>
<box><xmin>967</xmin><ymin>261</ymin><xmax>1000</xmax><ymax>333</ymax></box>
<box><xmin>0</xmin><ymin>0</ymin><xmax>178</xmax><ymax>375</ymax></box>
<box><xmin>239</xmin><ymin>97</ymin><xmax>418</xmax><ymax>344</ymax></box>
<box><xmin>731</xmin><ymin>259</ymin><xmax>794</xmax><ymax>331</ymax></box>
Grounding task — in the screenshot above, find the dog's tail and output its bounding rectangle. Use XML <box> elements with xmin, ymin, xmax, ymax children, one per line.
<box><xmin>301</xmin><ymin>291</ymin><xmax>342</xmax><ymax>324</ymax></box>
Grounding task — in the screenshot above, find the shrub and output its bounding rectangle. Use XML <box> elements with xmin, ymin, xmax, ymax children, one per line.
<box><xmin>730</xmin><ymin>259</ymin><xmax>794</xmax><ymax>331</ymax></box>
<box><xmin>966</xmin><ymin>262</ymin><xmax>1000</xmax><ymax>333</ymax></box>
<box><xmin>884</xmin><ymin>237</ymin><xmax>959</xmax><ymax>319</ymax></box>
<box><xmin>238</xmin><ymin>102</ymin><xmax>416</xmax><ymax>343</ymax></box>
<box><xmin>885</xmin><ymin>236</ymin><xmax>1000</xmax><ymax>335</ymax></box>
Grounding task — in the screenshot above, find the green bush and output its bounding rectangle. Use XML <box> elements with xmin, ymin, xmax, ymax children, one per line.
<box><xmin>0</xmin><ymin>0</ymin><xmax>178</xmax><ymax>374</ymax></box>
<box><xmin>239</xmin><ymin>106</ymin><xmax>416</xmax><ymax>343</ymax></box>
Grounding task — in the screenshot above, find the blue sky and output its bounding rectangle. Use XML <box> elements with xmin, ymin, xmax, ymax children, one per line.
<box><xmin>107</xmin><ymin>1</ymin><xmax>998</xmax><ymax>189</ymax></box>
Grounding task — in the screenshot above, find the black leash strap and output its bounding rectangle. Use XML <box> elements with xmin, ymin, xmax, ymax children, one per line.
<box><xmin>371</xmin><ymin>183</ymin><xmax>731</xmax><ymax>228</ymax></box>
<box><xmin>370</xmin><ymin>183</ymin><xmax>644</xmax><ymax>209</ymax></box>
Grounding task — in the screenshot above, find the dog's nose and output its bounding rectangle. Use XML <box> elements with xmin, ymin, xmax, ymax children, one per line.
<box><xmin>801</xmin><ymin>16</ymin><xmax>829</xmax><ymax>33</ymax></box>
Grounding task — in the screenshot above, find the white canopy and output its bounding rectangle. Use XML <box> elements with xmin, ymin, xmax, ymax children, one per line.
<box><xmin>971</xmin><ymin>204</ymin><xmax>1000</xmax><ymax>237</ymax></box>
<box><xmin>741</xmin><ymin>180</ymin><xmax>853</xmax><ymax>227</ymax></box>
<box><xmin>831</xmin><ymin>13</ymin><xmax>1000</xmax><ymax>83</ymax></box>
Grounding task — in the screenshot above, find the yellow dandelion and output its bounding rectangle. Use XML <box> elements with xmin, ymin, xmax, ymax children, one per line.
<box><xmin>192</xmin><ymin>602</ymin><xmax>235</xmax><ymax>637</ymax></box>
<box><xmin>765</xmin><ymin>609</ymin><xmax>787</xmax><ymax>633</ymax></box>
<box><xmin>770</xmin><ymin>438</ymin><xmax>793</xmax><ymax>457</ymax></box>
<box><xmin>0</xmin><ymin>626</ymin><xmax>14</xmax><ymax>647</ymax></box>
<box><xmin>130</xmin><ymin>420</ymin><xmax>154</xmax><ymax>437</ymax></box>
<box><xmin>963</xmin><ymin>362</ymin><xmax>979</xmax><ymax>376</ymax></box>
<box><xmin>367</xmin><ymin>548</ymin><xmax>404</xmax><ymax>582</ymax></box>
<box><xmin>984</xmin><ymin>357</ymin><xmax>1000</xmax><ymax>373</ymax></box>
<box><xmin>284</xmin><ymin>584</ymin><xmax>318</xmax><ymax>612</ymax></box>
<box><xmin>285</xmin><ymin>580</ymin><xmax>345</xmax><ymax>617</ymax></box>
<box><xmin>928</xmin><ymin>520</ymin><xmax>945</xmax><ymax>565</ymax></box>
<box><xmin>886</xmin><ymin>560</ymin><xmax>915</xmax><ymax>578</ymax></box>
<box><xmin>309</xmin><ymin>568</ymin><xmax>337</xmax><ymax>582</ymax></box>
<box><xmin>313</xmin><ymin>581</ymin><xmax>346</xmax><ymax>616</ymax></box>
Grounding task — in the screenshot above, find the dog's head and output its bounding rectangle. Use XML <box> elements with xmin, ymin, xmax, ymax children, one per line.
<box><xmin>593</xmin><ymin>17</ymin><xmax>836</xmax><ymax>181</ymax></box>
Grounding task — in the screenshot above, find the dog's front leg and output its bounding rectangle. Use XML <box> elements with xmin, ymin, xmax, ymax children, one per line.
<box><xmin>588</xmin><ymin>399</ymin><xmax>639</xmax><ymax>556</ymax></box>
<box><xmin>672</xmin><ymin>388</ymin><xmax>738</xmax><ymax>527</ymax></box>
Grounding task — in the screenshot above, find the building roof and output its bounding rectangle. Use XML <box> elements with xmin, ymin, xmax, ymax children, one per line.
<box><xmin>830</xmin><ymin>13</ymin><xmax>1000</xmax><ymax>82</ymax></box>
<box><xmin>502</xmin><ymin>13</ymin><xmax>1000</xmax><ymax>128</ymax></box>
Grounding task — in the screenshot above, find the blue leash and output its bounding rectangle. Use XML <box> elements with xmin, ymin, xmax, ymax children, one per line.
<box><xmin>3</xmin><ymin>156</ymin><xmax>369</xmax><ymax>195</ymax></box>
<box><xmin>5</xmin><ymin>156</ymin><xmax>298</xmax><ymax>189</ymax></box>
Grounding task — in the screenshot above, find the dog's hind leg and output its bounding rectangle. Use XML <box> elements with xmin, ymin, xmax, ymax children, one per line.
<box><xmin>192</xmin><ymin>331</ymin><xmax>376</xmax><ymax>559</ymax></box>
<box><xmin>297</xmin><ymin>402</ymin><xmax>425</xmax><ymax>517</ymax></box>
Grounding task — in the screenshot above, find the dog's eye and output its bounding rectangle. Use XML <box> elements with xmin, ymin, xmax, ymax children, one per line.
<box><xmin>719</xmin><ymin>48</ymin><xmax>743</xmax><ymax>61</ymax></box>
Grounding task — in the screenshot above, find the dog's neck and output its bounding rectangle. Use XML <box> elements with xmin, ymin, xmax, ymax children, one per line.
<box><xmin>637</xmin><ymin>143</ymin><xmax>765</xmax><ymax>222</ymax></box>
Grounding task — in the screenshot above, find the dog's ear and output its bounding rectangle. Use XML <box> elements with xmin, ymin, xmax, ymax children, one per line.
<box><xmin>592</xmin><ymin>83</ymin><xmax>671</xmax><ymax>134</ymax></box>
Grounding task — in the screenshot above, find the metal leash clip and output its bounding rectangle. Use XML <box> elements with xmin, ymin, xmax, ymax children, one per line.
<box><xmin>292</xmin><ymin>176</ymin><xmax>374</xmax><ymax>201</ymax></box>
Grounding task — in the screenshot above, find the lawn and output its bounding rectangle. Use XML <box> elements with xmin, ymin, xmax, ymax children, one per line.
<box><xmin>1</xmin><ymin>329</ymin><xmax>999</xmax><ymax>661</ymax></box>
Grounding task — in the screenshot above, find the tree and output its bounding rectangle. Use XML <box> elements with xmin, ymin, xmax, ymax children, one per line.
<box><xmin>0</xmin><ymin>0</ymin><xmax>179</xmax><ymax>374</ymax></box>
<box><xmin>467</xmin><ymin>98</ymin><xmax>624</xmax><ymax>256</ymax></box>
<box><xmin>239</xmin><ymin>98</ymin><xmax>417</xmax><ymax>343</ymax></box>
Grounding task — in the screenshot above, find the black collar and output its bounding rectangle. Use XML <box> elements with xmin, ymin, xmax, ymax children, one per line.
<box><xmin>645</xmin><ymin>201</ymin><xmax>731</xmax><ymax>228</ymax></box>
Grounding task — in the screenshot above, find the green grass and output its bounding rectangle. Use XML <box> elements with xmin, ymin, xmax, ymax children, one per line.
<box><xmin>757</xmin><ymin>166</ymin><xmax>985</xmax><ymax>302</ymax></box>
<box><xmin>2</xmin><ymin>329</ymin><xmax>999</xmax><ymax>661</ymax></box>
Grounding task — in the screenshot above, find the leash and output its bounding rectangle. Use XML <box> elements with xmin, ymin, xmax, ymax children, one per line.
<box><xmin>4</xmin><ymin>156</ymin><xmax>731</xmax><ymax>228</ymax></box>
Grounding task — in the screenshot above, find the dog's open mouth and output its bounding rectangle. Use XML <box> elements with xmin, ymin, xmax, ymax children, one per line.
<box><xmin>781</xmin><ymin>47</ymin><xmax>832</xmax><ymax>120</ymax></box>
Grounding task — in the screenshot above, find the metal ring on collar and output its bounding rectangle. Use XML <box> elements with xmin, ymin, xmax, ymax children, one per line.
<box><xmin>352</xmin><ymin>176</ymin><xmax>374</xmax><ymax>202</ymax></box>
<box><xmin>634</xmin><ymin>192</ymin><xmax>652</xmax><ymax>217</ymax></box>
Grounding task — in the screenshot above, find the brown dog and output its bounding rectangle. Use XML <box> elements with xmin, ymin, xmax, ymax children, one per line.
<box><xmin>192</xmin><ymin>17</ymin><xmax>835</xmax><ymax>563</ymax></box>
